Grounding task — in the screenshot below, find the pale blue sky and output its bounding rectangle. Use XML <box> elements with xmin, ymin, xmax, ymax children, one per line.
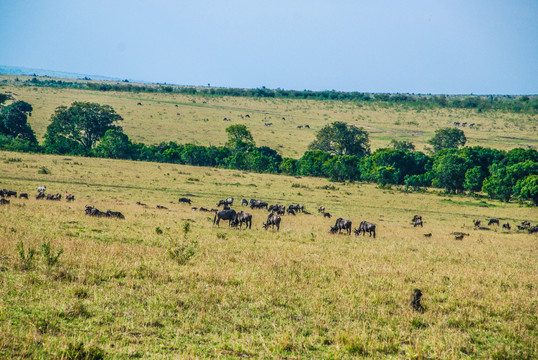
<box><xmin>1</xmin><ymin>0</ymin><xmax>537</xmax><ymax>94</ymax></box>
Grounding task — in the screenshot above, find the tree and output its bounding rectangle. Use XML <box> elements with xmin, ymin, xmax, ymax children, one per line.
<box><xmin>390</xmin><ymin>139</ymin><xmax>415</xmax><ymax>152</ymax></box>
<box><xmin>44</xmin><ymin>102</ymin><xmax>123</xmax><ymax>152</ymax></box>
<box><xmin>482</xmin><ymin>160</ymin><xmax>538</xmax><ymax>202</ymax></box>
<box><xmin>225</xmin><ymin>124</ymin><xmax>255</xmax><ymax>149</ymax></box>
<box><xmin>463</xmin><ymin>166</ymin><xmax>485</xmax><ymax>194</ymax></box>
<box><xmin>322</xmin><ymin>155</ymin><xmax>361</xmax><ymax>182</ymax></box>
<box><xmin>514</xmin><ymin>175</ymin><xmax>538</xmax><ymax>205</ymax></box>
<box><xmin>92</xmin><ymin>129</ymin><xmax>135</xmax><ymax>159</ymax></box>
<box><xmin>0</xmin><ymin>101</ymin><xmax>37</xmax><ymax>143</ymax></box>
<box><xmin>428</xmin><ymin>128</ymin><xmax>466</xmax><ymax>152</ymax></box>
<box><xmin>308</xmin><ymin>121</ymin><xmax>370</xmax><ymax>157</ymax></box>
<box><xmin>430</xmin><ymin>153</ymin><xmax>472</xmax><ymax>193</ymax></box>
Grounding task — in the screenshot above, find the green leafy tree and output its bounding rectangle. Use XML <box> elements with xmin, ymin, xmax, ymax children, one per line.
<box><xmin>322</xmin><ymin>155</ymin><xmax>361</xmax><ymax>182</ymax></box>
<box><xmin>463</xmin><ymin>166</ymin><xmax>486</xmax><ymax>193</ymax></box>
<box><xmin>44</xmin><ymin>102</ymin><xmax>123</xmax><ymax>152</ymax></box>
<box><xmin>482</xmin><ymin>160</ymin><xmax>538</xmax><ymax>202</ymax></box>
<box><xmin>225</xmin><ymin>124</ymin><xmax>255</xmax><ymax>149</ymax></box>
<box><xmin>296</xmin><ymin>150</ymin><xmax>333</xmax><ymax>177</ymax></box>
<box><xmin>280</xmin><ymin>158</ymin><xmax>297</xmax><ymax>175</ymax></box>
<box><xmin>309</xmin><ymin>121</ymin><xmax>370</xmax><ymax>157</ymax></box>
<box><xmin>428</xmin><ymin>128</ymin><xmax>466</xmax><ymax>152</ymax></box>
<box><xmin>0</xmin><ymin>100</ymin><xmax>37</xmax><ymax>143</ymax></box>
<box><xmin>93</xmin><ymin>129</ymin><xmax>135</xmax><ymax>159</ymax></box>
<box><xmin>390</xmin><ymin>139</ymin><xmax>415</xmax><ymax>152</ymax></box>
<box><xmin>514</xmin><ymin>175</ymin><xmax>538</xmax><ymax>205</ymax></box>
<box><xmin>430</xmin><ymin>153</ymin><xmax>472</xmax><ymax>193</ymax></box>
<box><xmin>376</xmin><ymin>165</ymin><xmax>398</xmax><ymax>187</ymax></box>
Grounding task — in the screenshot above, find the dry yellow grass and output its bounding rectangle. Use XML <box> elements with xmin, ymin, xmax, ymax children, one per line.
<box><xmin>1</xmin><ymin>151</ymin><xmax>536</xmax><ymax>359</ymax></box>
<box><xmin>1</xmin><ymin>75</ymin><xmax>537</xmax><ymax>158</ymax></box>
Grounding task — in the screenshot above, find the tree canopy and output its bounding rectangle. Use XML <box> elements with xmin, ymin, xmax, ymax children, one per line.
<box><xmin>225</xmin><ymin>124</ymin><xmax>255</xmax><ymax>149</ymax></box>
<box><xmin>428</xmin><ymin>128</ymin><xmax>467</xmax><ymax>152</ymax></box>
<box><xmin>0</xmin><ymin>100</ymin><xmax>37</xmax><ymax>143</ymax></box>
<box><xmin>308</xmin><ymin>121</ymin><xmax>370</xmax><ymax>157</ymax></box>
<box><xmin>44</xmin><ymin>102</ymin><xmax>123</xmax><ymax>152</ymax></box>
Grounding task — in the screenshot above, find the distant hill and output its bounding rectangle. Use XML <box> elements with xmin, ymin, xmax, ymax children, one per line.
<box><xmin>0</xmin><ymin>65</ymin><xmax>126</xmax><ymax>82</ymax></box>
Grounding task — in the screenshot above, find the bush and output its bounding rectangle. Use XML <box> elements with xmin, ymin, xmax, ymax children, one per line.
<box><xmin>41</xmin><ymin>241</ymin><xmax>63</xmax><ymax>267</ymax></box>
<box><xmin>17</xmin><ymin>240</ymin><xmax>36</xmax><ymax>270</ymax></box>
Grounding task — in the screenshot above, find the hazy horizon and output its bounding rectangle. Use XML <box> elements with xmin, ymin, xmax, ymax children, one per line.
<box><xmin>1</xmin><ymin>1</ymin><xmax>537</xmax><ymax>94</ymax></box>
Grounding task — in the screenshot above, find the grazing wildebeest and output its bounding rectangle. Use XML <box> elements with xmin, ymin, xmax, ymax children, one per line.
<box><xmin>263</xmin><ymin>213</ymin><xmax>281</xmax><ymax>231</ymax></box>
<box><xmin>36</xmin><ymin>192</ymin><xmax>45</xmax><ymax>200</ymax></box>
<box><xmin>488</xmin><ymin>218</ymin><xmax>500</xmax><ymax>226</ymax></box>
<box><xmin>210</xmin><ymin>208</ymin><xmax>218</xmax><ymax>213</ymax></box>
<box><xmin>85</xmin><ymin>205</ymin><xmax>108</xmax><ymax>217</ymax></box>
<box><xmin>304</xmin><ymin>125</ymin><xmax>310</xmax><ymax>128</ymax></box>
<box><xmin>287</xmin><ymin>208</ymin><xmax>296</xmax><ymax>216</ymax></box>
<box><xmin>233</xmin><ymin>211</ymin><xmax>252</xmax><ymax>229</ymax></box>
<box><xmin>46</xmin><ymin>193</ymin><xmax>62</xmax><ymax>201</ymax></box>
<box><xmin>2</xmin><ymin>189</ymin><xmax>17</xmax><ymax>197</ymax></box>
<box><xmin>282</xmin><ymin>117</ymin><xmax>286</xmax><ymax>120</ymax></box>
<box><xmin>156</xmin><ymin>205</ymin><xmax>168</xmax><ymax>209</ymax></box>
<box><xmin>65</xmin><ymin>193</ymin><xmax>75</xmax><ymax>202</ymax></box>
<box><xmin>413</xmin><ymin>218</ymin><xmax>423</xmax><ymax>227</ymax></box>
<box><xmin>136</xmin><ymin>201</ymin><xmax>147</xmax><ymax>206</ymax></box>
<box><xmin>213</xmin><ymin>209</ymin><xmax>237</xmax><ymax>227</ymax></box>
<box><xmin>19</xmin><ymin>193</ymin><xmax>28</xmax><ymax>199</ymax></box>
<box><xmin>191</xmin><ymin>207</ymin><xmax>198</xmax><ymax>211</ymax></box>
<box><xmin>318</xmin><ymin>206</ymin><xmax>325</xmax><ymax>213</ymax></box>
<box><xmin>245</xmin><ymin>114</ymin><xmax>250</xmax><ymax>118</ymax></box>
<box><xmin>462</xmin><ymin>122</ymin><xmax>467</xmax><ymax>127</ymax></box>
<box><xmin>455</xmin><ymin>234</ymin><xmax>465</xmax><ymax>240</ymax></box>
<box><xmin>323</xmin><ymin>212</ymin><xmax>332</xmax><ymax>218</ymax></box>
<box><xmin>217</xmin><ymin>198</ymin><xmax>234</xmax><ymax>207</ymax></box>
<box><xmin>0</xmin><ymin>198</ymin><xmax>10</xmax><ymax>205</ymax></box>
<box><xmin>453</xmin><ymin>121</ymin><xmax>460</xmax><ymax>126</ymax></box>
<box><xmin>355</xmin><ymin>221</ymin><xmax>376</xmax><ymax>238</ymax></box>
<box><xmin>297</xmin><ymin>125</ymin><xmax>303</xmax><ymax>128</ymax></box>
<box><xmin>469</xmin><ymin>123</ymin><xmax>475</xmax><ymax>128</ymax></box>
<box><xmin>137</xmin><ymin>102</ymin><xmax>142</xmax><ymax>105</ymax></box>
<box><xmin>264</xmin><ymin>123</ymin><xmax>272</xmax><ymax>126</ymax></box>
<box><xmin>223</xmin><ymin>117</ymin><xmax>231</xmax><ymax>121</ymax></box>
<box><xmin>330</xmin><ymin>218</ymin><xmax>352</xmax><ymax>235</ymax></box>
<box><xmin>502</xmin><ymin>223</ymin><xmax>511</xmax><ymax>230</ymax></box>
<box><xmin>241</xmin><ymin>199</ymin><xmax>248</xmax><ymax>207</ymax></box>
<box><xmin>424</xmin><ymin>233</ymin><xmax>432</xmax><ymax>237</ymax></box>
<box><xmin>199</xmin><ymin>207</ymin><xmax>209</xmax><ymax>212</ymax></box>
<box><xmin>106</xmin><ymin>210</ymin><xmax>125</xmax><ymax>219</ymax></box>
<box><xmin>473</xmin><ymin>219</ymin><xmax>481</xmax><ymax>227</ymax></box>
<box><xmin>250</xmin><ymin>200</ymin><xmax>268</xmax><ymax>209</ymax></box>
<box><xmin>521</xmin><ymin>221</ymin><xmax>531</xmax><ymax>228</ymax></box>
<box><xmin>410</xmin><ymin>289</ymin><xmax>425</xmax><ymax>313</ymax></box>
<box><xmin>528</xmin><ymin>226</ymin><xmax>538</xmax><ymax>234</ymax></box>
<box><xmin>178</xmin><ymin>197</ymin><xmax>192</xmax><ymax>205</ymax></box>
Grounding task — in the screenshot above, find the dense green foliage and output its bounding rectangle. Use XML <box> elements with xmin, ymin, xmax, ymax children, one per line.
<box><xmin>9</xmin><ymin>76</ymin><xmax>538</xmax><ymax>114</ymax></box>
<box><xmin>428</xmin><ymin>127</ymin><xmax>467</xmax><ymax>152</ymax></box>
<box><xmin>1</xmin><ymin>96</ymin><xmax>537</xmax><ymax>205</ymax></box>
<box><xmin>0</xmin><ymin>100</ymin><xmax>37</xmax><ymax>143</ymax></box>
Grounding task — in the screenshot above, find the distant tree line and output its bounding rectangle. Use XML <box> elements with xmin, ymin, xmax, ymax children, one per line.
<box><xmin>6</xmin><ymin>76</ymin><xmax>538</xmax><ymax>114</ymax></box>
<box><xmin>0</xmin><ymin>98</ymin><xmax>536</xmax><ymax>205</ymax></box>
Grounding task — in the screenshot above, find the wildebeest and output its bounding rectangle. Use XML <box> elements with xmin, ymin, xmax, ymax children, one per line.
<box><xmin>137</xmin><ymin>102</ymin><xmax>142</xmax><ymax>106</ymax></box>
<box><xmin>213</xmin><ymin>209</ymin><xmax>237</xmax><ymax>227</ymax></box>
<box><xmin>241</xmin><ymin>198</ymin><xmax>248</xmax><ymax>206</ymax></box>
<box><xmin>323</xmin><ymin>212</ymin><xmax>332</xmax><ymax>218</ymax></box>
<box><xmin>263</xmin><ymin>213</ymin><xmax>281</xmax><ymax>231</ymax></box>
<box><xmin>106</xmin><ymin>210</ymin><xmax>125</xmax><ymax>219</ymax></box>
<box><xmin>232</xmin><ymin>211</ymin><xmax>252</xmax><ymax>229</ymax></box>
<box><xmin>223</xmin><ymin>117</ymin><xmax>231</xmax><ymax>121</ymax></box>
<box><xmin>46</xmin><ymin>193</ymin><xmax>62</xmax><ymax>201</ymax></box>
<box><xmin>453</xmin><ymin>121</ymin><xmax>460</xmax><ymax>126</ymax></box>
<box><xmin>136</xmin><ymin>201</ymin><xmax>147</xmax><ymax>206</ymax></box>
<box><xmin>521</xmin><ymin>221</ymin><xmax>531</xmax><ymax>228</ymax></box>
<box><xmin>297</xmin><ymin>125</ymin><xmax>303</xmax><ymax>129</ymax></box>
<box><xmin>473</xmin><ymin>219</ymin><xmax>481</xmax><ymax>227</ymax></box>
<box><xmin>318</xmin><ymin>206</ymin><xmax>325</xmax><ymax>213</ymax></box>
<box><xmin>199</xmin><ymin>207</ymin><xmax>209</xmax><ymax>212</ymax></box>
<box><xmin>191</xmin><ymin>207</ymin><xmax>198</xmax><ymax>211</ymax></box>
<box><xmin>410</xmin><ymin>289</ymin><xmax>425</xmax><ymax>313</ymax></box>
<box><xmin>264</xmin><ymin>123</ymin><xmax>272</xmax><ymax>126</ymax></box>
<box><xmin>286</xmin><ymin>208</ymin><xmax>296</xmax><ymax>216</ymax></box>
<box><xmin>178</xmin><ymin>197</ymin><xmax>192</xmax><ymax>205</ymax></box>
<box><xmin>462</xmin><ymin>122</ymin><xmax>467</xmax><ymax>127</ymax></box>
<box><xmin>488</xmin><ymin>218</ymin><xmax>500</xmax><ymax>226</ymax></box>
<box><xmin>528</xmin><ymin>226</ymin><xmax>538</xmax><ymax>234</ymax></box>
<box><xmin>413</xmin><ymin>218</ymin><xmax>423</xmax><ymax>227</ymax></box>
<box><xmin>469</xmin><ymin>123</ymin><xmax>475</xmax><ymax>128</ymax></box>
<box><xmin>355</xmin><ymin>221</ymin><xmax>376</xmax><ymax>238</ymax></box>
<box><xmin>0</xmin><ymin>198</ymin><xmax>10</xmax><ymax>205</ymax></box>
<box><xmin>36</xmin><ymin>192</ymin><xmax>45</xmax><ymax>200</ymax></box>
<box><xmin>217</xmin><ymin>198</ymin><xmax>234</xmax><ymax>207</ymax></box>
<box><xmin>245</xmin><ymin>114</ymin><xmax>250</xmax><ymax>118</ymax></box>
<box><xmin>304</xmin><ymin>124</ymin><xmax>310</xmax><ymax>128</ymax></box>
<box><xmin>502</xmin><ymin>222</ymin><xmax>511</xmax><ymax>230</ymax></box>
<box><xmin>250</xmin><ymin>200</ymin><xmax>268</xmax><ymax>209</ymax></box>
<box><xmin>156</xmin><ymin>205</ymin><xmax>168</xmax><ymax>209</ymax></box>
<box><xmin>85</xmin><ymin>205</ymin><xmax>108</xmax><ymax>217</ymax></box>
<box><xmin>455</xmin><ymin>234</ymin><xmax>465</xmax><ymax>240</ymax></box>
<box><xmin>2</xmin><ymin>189</ymin><xmax>17</xmax><ymax>197</ymax></box>
<box><xmin>65</xmin><ymin>193</ymin><xmax>75</xmax><ymax>202</ymax></box>
<box><xmin>329</xmin><ymin>218</ymin><xmax>352</xmax><ymax>235</ymax></box>
<box><xmin>19</xmin><ymin>193</ymin><xmax>28</xmax><ymax>199</ymax></box>
<box><xmin>424</xmin><ymin>233</ymin><xmax>432</xmax><ymax>237</ymax></box>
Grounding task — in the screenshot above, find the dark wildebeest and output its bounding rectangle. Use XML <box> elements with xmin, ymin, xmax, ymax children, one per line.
<box><xmin>65</xmin><ymin>193</ymin><xmax>75</xmax><ymax>202</ymax></box>
<box><xmin>488</xmin><ymin>218</ymin><xmax>500</xmax><ymax>226</ymax></box>
<box><xmin>521</xmin><ymin>221</ymin><xmax>531</xmax><ymax>228</ymax></box>
<box><xmin>46</xmin><ymin>193</ymin><xmax>62</xmax><ymax>201</ymax></box>
<box><xmin>36</xmin><ymin>192</ymin><xmax>45</xmax><ymax>200</ymax></box>
<box><xmin>199</xmin><ymin>207</ymin><xmax>209</xmax><ymax>212</ymax></box>
<box><xmin>85</xmin><ymin>205</ymin><xmax>108</xmax><ymax>217</ymax></box>
<box><xmin>250</xmin><ymin>200</ymin><xmax>268</xmax><ymax>209</ymax></box>
<box><xmin>502</xmin><ymin>223</ymin><xmax>511</xmax><ymax>230</ymax></box>
<box><xmin>107</xmin><ymin>210</ymin><xmax>125</xmax><ymax>219</ymax></box>
<box><xmin>318</xmin><ymin>206</ymin><xmax>325</xmax><ymax>213</ymax></box>
<box><xmin>213</xmin><ymin>209</ymin><xmax>237</xmax><ymax>227</ymax></box>
<box><xmin>264</xmin><ymin>123</ymin><xmax>272</xmax><ymax>126</ymax></box>
<box><xmin>412</xmin><ymin>215</ymin><xmax>422</xmax><ymax>222</ymax></box>
<box><xmin>245</xmin><ymin>114</ymin><xmax>250</xmax><ymax>118</ymax></box>
<box><xmin>330</xmin><ymin>218</ymin><xmax>352</xmax><ymax>235</ymax></box>
<box><xmin>241</xmin><ymin>199</ymin><xmax>248</xmax><ymax>206</ymax></box>
<box><xmin>0</xmin><ymin>198</ymin><xmax>10</xmax><ymax>205</ymax></box>
<box><xmin>413</xmin><ymin>218</ymin><xmax>423</xmax><ymax>227</ymax></box>
<box><xmin>178</xmin><ymin>197</ymin><xmax>192</xmax><ymax>205</ymax></box>
<box><xmin>3</xmin><ymin>189</ymin><xmax>17</xmax><ymax>197</ymax></box>
<box><xmin>136</xmin><ymin>201</ymin><xmax>147</xmax><ymax>206</ymax></box>
<box><xmin>528</xmin><ymin>226</ymin><xmax>538</xmax><ymax>234</ymax></box>
<box><xmin>19</xmin><ymin>193</ymin><xmax>28</xmax><ymax>199</ymax></box>
<box><xmin>217</xmin><ymin>198</ymin><xmax>234</xmax><ymax>207</ymax></box>
<box><xmin>323</xmin><ymin>212</ymin><xmax>332</xmax><ymax>218</ymax></box>
<box><xmin>287</xmin><ymin>208</ymin><xmax>296</xmax><ymax>216</ymax></box>
<box><xmin>191</xmin><ymin>207</ymin><xmax>198</xmax><ymax>211</ymax></box>
<box><xmin>263</xmin><ymin>213</ymin><xmax>281</xmax><ymax>231</ymax></box>
<box><xmin>232</xmin><ymin>211</ymin><xmax>252</xmax><ymax>229</ymax></box>
<box><xmin>305</xmin><ymin>124</ymin><xmax>310</xmax><ymax>128</ymax></box>
<box><xmin>156</xmin><ymin>205</ymin><xmax>168</xmax><ymax>209</ymax></box>
<box><xmin>355</xmin><ymin>221</ymin><xmax>376</xmax><ymax>238</ymax></box>
<box><xmin>137</xmin><ymin>102</ymin><xmax>142</xmax><ymax>106</ymax></box>
<box><xmin>453</xmin><ymin>121</ymin><xmax>460</xmax><ymax>126</ymax></box>
<box><xmin>410</xmin><ymin>289</ymin><xmax>425</xmax><ymax>313</ymax></box>
<box><xmin>473</xmin><ymin>219</ymin><xmax>481</xmax><ymax>227</ymax></box>
<box><xmin>297</xmin><ymin>125</ymin><xmax>303</xmax><ymax>129</ymax></box>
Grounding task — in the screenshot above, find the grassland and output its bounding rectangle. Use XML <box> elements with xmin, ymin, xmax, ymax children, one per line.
<box><xmin>1</xmin><ymin>151</ymin><xmax>536</xmax><ymax>359</ymax></box>
<box><xmin>1</xmin><ymin>75</ymin><xmax>537</xmax><ymax>158</ymax></box>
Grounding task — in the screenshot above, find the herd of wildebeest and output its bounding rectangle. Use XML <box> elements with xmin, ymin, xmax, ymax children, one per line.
<box><xmin>2</xmin><ymin>186</ymin><xmax>537</xmax><ymax>237</ymax></box>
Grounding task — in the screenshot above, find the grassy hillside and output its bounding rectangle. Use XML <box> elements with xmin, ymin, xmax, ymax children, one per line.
<box><xmin>1</xmin><ymin>151</ymin><xmax>536</xmax><ymax>359</ymax></box>
<box><xmin>1</xmin><ymin>75</ymin><xmax>537</xmax><ymax>158</ymax></box>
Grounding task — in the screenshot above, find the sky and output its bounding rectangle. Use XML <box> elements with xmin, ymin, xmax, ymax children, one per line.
<box><xmin>1</xmin><ymin>0</ymin><xmax>537</xmax><ymax>94</ymax></box>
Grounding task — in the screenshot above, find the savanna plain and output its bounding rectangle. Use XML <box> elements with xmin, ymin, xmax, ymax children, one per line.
<box><xmin>0</xmin><ymin>80</ymin><xmax>537</xmax><ymax>359</ymax></box>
